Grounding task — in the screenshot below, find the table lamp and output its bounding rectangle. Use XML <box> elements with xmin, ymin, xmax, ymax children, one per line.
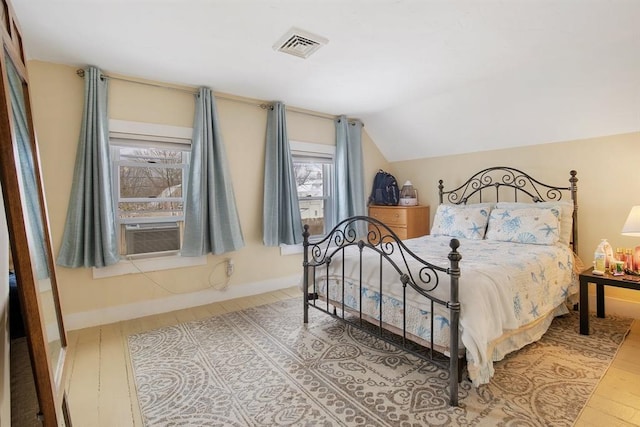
<box><xmin>621</xmin><ymin>205</ymin><xmax>640</xmax><ymax>274</ymax></box>
<box><xmin>621</xmin><ymin>206</ymin><xmax>640</xmax><ymax>236</ymax></box>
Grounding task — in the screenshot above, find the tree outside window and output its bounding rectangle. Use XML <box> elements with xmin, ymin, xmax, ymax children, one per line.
<box><xmin>293</xmin><ymin>157</ymin><xmax>333</xmax><ymax>237</ymax></box>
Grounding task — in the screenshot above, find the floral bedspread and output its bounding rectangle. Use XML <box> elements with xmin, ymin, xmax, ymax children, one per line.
<box><xmin>312</xmin><ymin>235</ymin><xmax>577</xmax><ymax>385</ymax></box>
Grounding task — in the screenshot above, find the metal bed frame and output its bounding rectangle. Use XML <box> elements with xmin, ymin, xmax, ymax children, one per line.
<box><xmin>302</xmin><ymin>166</ymin><xmax>578</xmax><ymax>406</ymax></box>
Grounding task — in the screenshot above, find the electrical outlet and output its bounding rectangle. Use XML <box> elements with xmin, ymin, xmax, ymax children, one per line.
<box><xmin>226</xmin><ymin>259</ymin><xmax>234</xmax><ymax>277</ymax></box>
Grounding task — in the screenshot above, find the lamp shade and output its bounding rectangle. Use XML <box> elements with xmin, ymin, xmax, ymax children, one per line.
<box><xmin>621</xmin><ymin>206</ymin><xmax>640</xmax><ymax>236</ymax></box>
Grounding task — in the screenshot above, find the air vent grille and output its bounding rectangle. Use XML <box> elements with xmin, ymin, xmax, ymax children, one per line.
<box><xmin>125</xmin><ymin>222</ymin><xmax>180</xmax><ymax>255</ymax></box>
<box><xmin>273</xmin><ymin>27</ymin><xmax>328</xmax><ymax>59</ymax></box>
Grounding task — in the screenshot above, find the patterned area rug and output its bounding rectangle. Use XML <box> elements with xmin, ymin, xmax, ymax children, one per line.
<box><xmin>128</xmin><ymin>298</ymin><xmax>631</xmax><ymax>426</ymax></box>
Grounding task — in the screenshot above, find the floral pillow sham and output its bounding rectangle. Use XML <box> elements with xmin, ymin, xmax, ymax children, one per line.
<box><xmin>485</xmin><ymin>206</ymin><xmax>561</xmax><ymax>245</ymax></box>
<box><xmin>431</xmin><ymin>204</ymin><xmax>492</xmax><ymax>240</ymax></box>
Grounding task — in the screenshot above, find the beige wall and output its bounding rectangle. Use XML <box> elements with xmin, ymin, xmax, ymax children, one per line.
<box><xmin>26</xmin><ymin>60</ymin><xmax>391</xmax><ymax>317</ymax></box>
<box><xmin>27</xmin><ymin>59</ymin><xmax>637</xmax><ymax>320</ymax></box>
<box><xmin>391</xmin><ymin>133</ymin><xmax>640</xmax><ymax>315</ymax></box>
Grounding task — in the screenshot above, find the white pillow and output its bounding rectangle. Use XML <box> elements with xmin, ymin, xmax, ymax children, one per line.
<box><xmin>485</xmin><ymin>207</ymin><xmax>561</xmax><ymax>245</ymax></box>
<box><xmin>495</xmin><ymin>201</ymin><xmax>574</xmax><ymax>245</ymax></box>
<box><xmin>431</xmin><ymin>204</ymin><xmax>492</xmax><ymax>240</ymax></box>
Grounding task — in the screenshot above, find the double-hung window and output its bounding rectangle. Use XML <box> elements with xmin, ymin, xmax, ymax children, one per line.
<box><xmin>290</xmin><ymin>141</ymin><xmax>335</xmax><ymax>239</ymax></box>
<box><xmin>109</xmin><ymin>120</ymin><xmax>191</xmax><ymax>257</ymax></box>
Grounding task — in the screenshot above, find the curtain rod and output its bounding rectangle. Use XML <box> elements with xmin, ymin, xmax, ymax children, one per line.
<box><xmin>75</xmin><ymin>69</ymin><xmax>357</xmax><ymax>124</ymax></box>
<box><xmin>258</xmin><ymin>103</ymin><xmax>341</xmax><ymax>122</ymax></box>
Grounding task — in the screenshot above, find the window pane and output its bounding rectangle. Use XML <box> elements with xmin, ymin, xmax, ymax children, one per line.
<box><xmin>118</xmin><ymin>201</ymin><xmax>183</xmax><ymax>219</ymax></box>
<box><xmin>119</xmin><ymin>165</ymin><xmax>183</xmax><ymax>198</ymax></box>
<box><xmin>294</xmin><ymin>158</ymin><xmax>333</xmax><ymax>236</ymax></box>
<box><xmin>300</xmin><ymin>198</ymin><xmax>324</xmax><ymax>235</ymax></box>
<box><xmin>294</xmin><ymin>162</ymin><xmax>323</xmax><ymax>197</ymax></box>
<box><xmin>119</xmin><ymin>146</ymin><xmax>183</xmax><ymax>164</ymax></box>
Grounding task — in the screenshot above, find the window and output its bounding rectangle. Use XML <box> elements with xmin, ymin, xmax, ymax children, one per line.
<box><xmin>109</xmin><ymin>120</ymin><xmax>191</xmax><ymax>257</ymax></box>
<box><xmin>291</xmin><ymin>141</ymin><xmax>335</xmax><ymax>239</ymax></box>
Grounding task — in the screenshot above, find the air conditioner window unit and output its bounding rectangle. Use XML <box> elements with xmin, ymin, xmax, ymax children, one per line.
<box><xmin>125</xmin><ymin>222</ymin><xmax>180</xmax><ymax>255</ymax></box>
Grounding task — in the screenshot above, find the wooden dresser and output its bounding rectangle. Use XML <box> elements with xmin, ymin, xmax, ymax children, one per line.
<box><xmin>368</xmin><ymin>205</ymin><xmax>430</xmax><ymax>241</ymax></box>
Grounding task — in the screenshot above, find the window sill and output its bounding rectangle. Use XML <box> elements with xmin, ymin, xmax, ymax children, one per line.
<box><xmin>279</xmin><ymin>236</ymin><xmax>332</xmax><ymax>256</ymax></box>
<box><xmin>92</xmin><ymin>253</ymin><xmax>207</xmax><ymax>279</ymax></box>
<box><xmin>280</xmin><ymin>243</ymin><xmax>304</xmax><ymax>256</ymax></box>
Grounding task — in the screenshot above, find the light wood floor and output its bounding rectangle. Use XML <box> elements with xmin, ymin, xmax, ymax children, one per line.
<box><xmin>62</xmin><ymin>287</ymin><xmax>640</xmax><ymax>426</ymax></box>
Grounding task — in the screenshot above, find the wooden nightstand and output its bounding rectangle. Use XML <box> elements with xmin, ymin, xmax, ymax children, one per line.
<box><xmin>579</xmin><ymin>267</ymin><xmax>640</xmax><ymax>335</ymax></box>
<box><xmin>368</xmin><ymin>205</ymin><xmax>430</xmax><ymax>240</ymax></box>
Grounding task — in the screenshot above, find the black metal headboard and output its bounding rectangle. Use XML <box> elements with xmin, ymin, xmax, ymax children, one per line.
<box><xmin>438</xmin><ymin>166</ymin><xmax>578</xmax><ymax>252</ymax></box>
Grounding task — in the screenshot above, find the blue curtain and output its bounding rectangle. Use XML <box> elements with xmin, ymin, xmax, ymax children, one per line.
<box><xmin>6</xmin><ymin>54</ymin><xmax>49</xmax><ymax>279</ymax></box>
<box><xmin>263</xmin><ymin>102</ymin><xmax>302</xmax><ymax>246</ymax></box>
<box><xmin>57</xmin><ymin>67</ymin><xmax>119</xmax><ymax>268</ymax></box>
<box><xmin>182</xmin><ymin>88</ymin><xmax>244</xmax><ymax>256</ymax></box>
<box><xmin>335</xmin><ymin>115</ymin><xmax>366</xmax><ymax>235</ymax></box>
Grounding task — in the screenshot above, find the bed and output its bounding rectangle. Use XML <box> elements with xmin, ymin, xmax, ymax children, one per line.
<box><xmin>302</xmin><ymin>166</ymin><xmax>579</xmax><ymax>406</ymax></box>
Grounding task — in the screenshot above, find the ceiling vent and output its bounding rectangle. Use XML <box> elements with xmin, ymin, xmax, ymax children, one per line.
<box><xmin>273</xmin><ymin>27</ymin><xmax>328</xmax><ymax>59</ymax></box>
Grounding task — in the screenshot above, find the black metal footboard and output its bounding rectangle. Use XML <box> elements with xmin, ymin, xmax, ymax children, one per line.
<box><xmin>302</xmin><ymin>216</ymin><xmax>462</xmax><ymax>406</ymax></box>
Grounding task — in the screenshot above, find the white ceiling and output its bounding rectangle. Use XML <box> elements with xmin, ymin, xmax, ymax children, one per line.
<box><xmin>12</xmin><ymin>0</ymin><xmax>640</xmax><ymax>162</ymax></box>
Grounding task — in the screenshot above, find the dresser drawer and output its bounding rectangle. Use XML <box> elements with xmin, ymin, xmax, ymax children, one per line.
<box><xmin>367</xmin><ymin>205</ymin><xmax>430</xmax><ymax>243</ymax></box>
<box><xmin>367</xmin><ymin>224</ymin><xmax>407</xmax><ymax>243</ymax></box>
<box><xmin>369</xmin><ymin>207</ymin><xmax>407</xmax><ymax>226</ymax></box>
<box><xmin>388</xmin><ymin>226</ymin><xmax>408</xmax><ymax>240</ymax></box>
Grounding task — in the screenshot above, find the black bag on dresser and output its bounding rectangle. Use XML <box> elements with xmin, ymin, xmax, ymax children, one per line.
<box><xmin>368</xmin><ymin>169</ymin><xmax>400</xmax><ymax>205</ymax></box>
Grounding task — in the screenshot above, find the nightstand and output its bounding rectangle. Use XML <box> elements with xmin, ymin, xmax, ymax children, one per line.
<box><xmin>368</xmin><ymin>205</ymin><xmax>430</xmax><ymax>240</ymax></box>
<box><xmin>579</xmin><ymin>267</ymin><xmax>640</xmax><ymax>335</ymax></box>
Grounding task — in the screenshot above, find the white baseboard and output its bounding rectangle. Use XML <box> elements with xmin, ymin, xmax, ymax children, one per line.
<box><xmin>64</xmin><ymin>278</ymin><xmax>640</xmax><ymax>331</ymax></box>
<box><xmin>64</xmin><ymin>274</ymin><xmax>301</xmax><ymax>331</ymax></box>
<box><xmin>588</xmin><ymin>294</ymin><xmax>640</xmax><ymax>319</ymax></box>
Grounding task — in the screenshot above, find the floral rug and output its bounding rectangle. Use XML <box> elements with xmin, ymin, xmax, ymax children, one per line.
<box><xmin>128</xmin><ymin>298</ymin><xmax>631</xmax><ymax>426</ymax></box>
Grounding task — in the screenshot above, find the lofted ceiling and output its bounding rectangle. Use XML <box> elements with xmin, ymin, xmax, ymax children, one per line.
<box><xmin>11</xmin><ymin>0</ymin><xmax>640</xmax><ymax>162</ymax></box>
